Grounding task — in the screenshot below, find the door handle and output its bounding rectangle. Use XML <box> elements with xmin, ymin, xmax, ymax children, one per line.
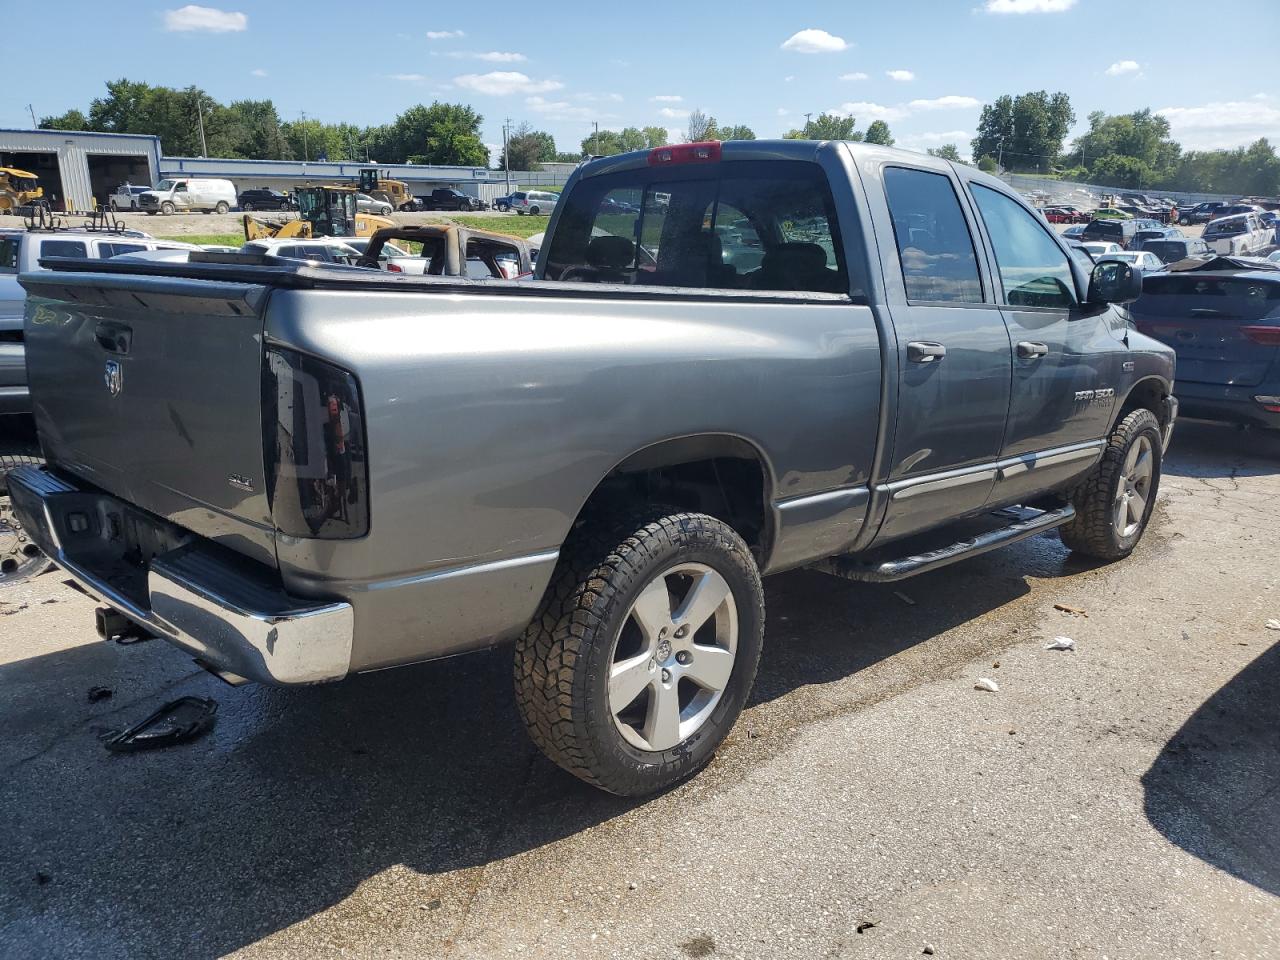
<box><xmin>1017</xmin><ymin>341</ymin><xmax>1049</xmax><ymax>359</ymax></box>
<box><xmin>907</xmin><ymin>341</ymin><xmax>947</xmax><ymax>363</ymax></box>
<box><xmin>94</xmin><ymin>321</ymin><xmax>132</xmax><ymax>354</ymax></box>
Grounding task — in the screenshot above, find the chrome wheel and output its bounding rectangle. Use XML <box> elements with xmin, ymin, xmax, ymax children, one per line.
<box><xmin>1114</xmin><ymin>434</ymin><xmax>1154</xmax><ymax>538</ymax></box>
<box><xmin>609</xmin><ymin>562</ymin><xmax>738</xmax><ymax>752</ymax></box>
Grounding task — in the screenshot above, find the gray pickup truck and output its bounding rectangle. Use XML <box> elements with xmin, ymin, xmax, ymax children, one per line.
<box><xmin>11</xmin><ymin>140</ymin><xmax>1176</xmax><ymax>796</ymax></box>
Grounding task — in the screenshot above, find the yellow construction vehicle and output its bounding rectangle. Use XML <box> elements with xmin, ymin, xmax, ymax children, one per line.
<box><xmin>0</xmin><ymin>167</ymin><xmax>43</xmax><ymax>214</ymax></box>
<box><xmin>243</xmin><ymin>184</ymin><xmax>393</xmax><ymax>241</ymax></box>
<box><xmin>358</xmin><ymin>168</ymin><xmax>415</xmax><ymax>212</ymax></box>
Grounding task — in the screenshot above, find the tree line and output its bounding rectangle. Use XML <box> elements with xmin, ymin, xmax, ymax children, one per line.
<box><xmin>968</xmin><ymin>90</ymin><xmax>1279</xmax><ymax>196</ymax></box>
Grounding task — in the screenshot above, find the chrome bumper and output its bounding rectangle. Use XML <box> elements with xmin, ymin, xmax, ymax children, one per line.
<box><xmin>8</xmin><ymin>465</ymin><xmax>353</xmax><ymax>685</ymax></box>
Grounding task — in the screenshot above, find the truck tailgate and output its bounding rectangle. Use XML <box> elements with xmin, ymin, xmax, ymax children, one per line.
<box><xmin>21</xmin><ymin>271</ymin><xmax>277</xmax><ymax>566</ymax></box>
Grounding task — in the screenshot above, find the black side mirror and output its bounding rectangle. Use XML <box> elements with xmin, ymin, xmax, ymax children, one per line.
<box><xmin>1088</xmin><ymin>260</ymin><xmax>1143</xmax><ymax>304</ymax></box>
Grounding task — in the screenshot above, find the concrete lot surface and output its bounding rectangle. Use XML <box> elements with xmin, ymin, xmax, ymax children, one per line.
<box><xmin>0</xmin><ymin>419</ymin><xmax>1277</xmax><ymax>959</ymax></box>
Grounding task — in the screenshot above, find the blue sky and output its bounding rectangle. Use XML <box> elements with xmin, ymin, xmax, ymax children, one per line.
<box><xmin>6</xmin><ymin>0</ymin><xmax>1279</xmax><ymax>162</ymax></box>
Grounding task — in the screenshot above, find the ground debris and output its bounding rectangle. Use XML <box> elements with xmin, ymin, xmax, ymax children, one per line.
<box><xmin>923</xmin><ymin>945</ymin><xmax>936</xmax><ymax>956</ymax></box>
<box><xmin>86</xmin><ymin>686</ymin><xmax>113</xmax><ymax>704</ymax></box>
<box><xmin>1265</xmin><ymin>619</ymin><xmax>1280</xmax><ymax>631</ymax></box>
<box><xmin>99</xmin><ymin>696</ymin><xmax>217</xmax><ymax>752</ymax></box>
<box><xmin>1054</xmin><ymin>603</ymin><xmax>1089</xmax><ymax>617</ymax></box>
<box><xmin>974</xmin><ymin>677</ymin><xmax>1000</xmax><ymax>692</ymax></box>
<box><xmin>855</xmin><ymin>919</ymin><xmax>878</xmax><ymax>934</ymax></box>
<box><xmin>1045</xmin><ymin>636</ymin><xmax>1076</xmax><ymax>651</ymax></box>
<box><xmin>894</xmin><ymin>591</ymin><xmax>916</xmax><ymax>606</ymax></box>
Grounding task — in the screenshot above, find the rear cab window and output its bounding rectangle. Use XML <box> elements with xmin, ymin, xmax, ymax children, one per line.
<box><xmin>544</xmin><ymin>159</ymin><xmax>850</xmax><ymax>295</ymax></box>
<box><xmin>38</xmin><ymin>239</ymin><xmax>88</xmax><ymax>260</ymax></box>
<box><xmin>0</xmin><ymin>236</ymin><xmax>20</xmax><ymax>273</ymax></box>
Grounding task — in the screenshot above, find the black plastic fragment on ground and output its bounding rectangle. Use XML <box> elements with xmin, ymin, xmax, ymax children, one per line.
<box><xmin>99</xmin><ymin>696</ymin><xmax>218</xmax><ymax>752</ymax></box>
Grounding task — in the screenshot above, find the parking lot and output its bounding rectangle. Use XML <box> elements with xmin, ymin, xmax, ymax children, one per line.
<box><xmin>1</xmin><ymin>418</ymin><xmax>1276</xmax><ymax>959</ymax></box>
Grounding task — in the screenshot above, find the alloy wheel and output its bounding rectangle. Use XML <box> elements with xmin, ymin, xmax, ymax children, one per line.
<box><xmin>1114</xmin><ymin>434</ymin><xmax>1154</xmax><ymax>538</ymax></box>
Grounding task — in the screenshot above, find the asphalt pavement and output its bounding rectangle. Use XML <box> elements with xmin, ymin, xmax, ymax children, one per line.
<box><xmin>0</xmin><ymin>419</ymin><xmax>1277</xmax><ymax>959</ymax></box>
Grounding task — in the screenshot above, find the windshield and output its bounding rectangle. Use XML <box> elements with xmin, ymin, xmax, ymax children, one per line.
<box><xmin>1206</xmin><ymin>219</ymin><xmax>1246</xmax><ymax>236</ymax></box>
<box><xmin>154</xmin><ymin>180</ymin><xmax>176</xmax><ymax>192</ymax></box>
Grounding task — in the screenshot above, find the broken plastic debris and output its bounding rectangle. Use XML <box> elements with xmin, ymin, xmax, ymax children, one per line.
<box><xmin>1045</xmin><ymin>636</ymin><xmax>1076</xmax><ymax>651</ymax></box>
<box><xmin>894</xmin><ymin>591</ymin><xmax>916</xmax><ymax>606</ymax></box>
<box><xmin>1265</xmin><ymin>619</ymin><xmax>1280</xmax><ymax>631</ymax></box>
<box><xmin>99</xmin><ymin>696</ymin><xmax>217</xmax><ymax>753</ymax></box>
<box><xmin>974</xmin><ymin>677</ymin><xmax>1000</xmax><ymax>692</ymax></box>
<box><xmin>1054</xmin><ymin>603</ymin><xmax>1088</xmax><ymax>617</ymax></box>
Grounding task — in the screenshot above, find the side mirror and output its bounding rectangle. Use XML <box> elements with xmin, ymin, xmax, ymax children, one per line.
<box><xmin>1088</xmin><ymin>260</ymin><xmax>1143</xmax><ymax>304</ymax></box>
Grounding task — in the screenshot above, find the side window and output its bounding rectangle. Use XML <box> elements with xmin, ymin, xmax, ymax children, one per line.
<box><xmin>0</xmin><ymin>237</ymin><xmax>19</xmax><ymax>272</ymax></box>
<box><xmin>96</xmin><ymin>242</ymin><xmax>146</xmax><ymax>259</ymax></box>
<box><xmin>882</xmin><ymin>167</ymin><xmax>983</xmax><ymax>303</ymax></box>
<box><xmin>544</xmin><ymin>160</ymin><xmax>848</xmax><ymax>294</ymax></box>
<box><xmin>40</xmin><ymin>240</ymin><xmax>88</xmax><ymax>259</ymax></box>
<box><xmin>971</xmin><ymin>184</ymin><xmax>1078</xmax><ymax>308</ymax></box>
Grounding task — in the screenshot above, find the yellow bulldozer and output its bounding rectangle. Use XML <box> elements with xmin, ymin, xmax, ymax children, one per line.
<box><xmin>243</xmin><ymin>184</ymin><xmax>393</xmax><ymax>241</ymax></box>
<box><xmin>358</xmin><ymin>168</ymin><xmax>414</xmax><ymax>212</ymax></box>
<box><xmin>0</xmin><ymin>167</ymin><xmax>43</xmax><ymax>214</ymax></box>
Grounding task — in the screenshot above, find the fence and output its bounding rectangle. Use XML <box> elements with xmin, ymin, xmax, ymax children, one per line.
<box><xmin>1000</xmin><ymin>172</ymin><xmax>1239</xmax><ymax>207</ymax></box>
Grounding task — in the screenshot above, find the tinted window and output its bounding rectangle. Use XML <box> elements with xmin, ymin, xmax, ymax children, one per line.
<box><xmin>40</xmin><ymin>240</ymin><xmax>88</xmax><ymax>259</ymax></box>
<box><xmin>883</xmin><ymin>167</ymin><xmax>983</xmax><ymax>303</ymax></box>
<box><xmin>972</xmin><ymin>185</ymin><xmax>1077</xmax><ymax>308</ymax></box>
<box><xmin>0</xmin><ymin>236</ymin><xmax>19</xmax><ymax>273</ymax></box>
<box><xmin>1133</xmin><ymin>276</ymin><xmax>1280</xmax><ymax>321</ymax></box>
<box><xmin>97</xmin><ymin>242</ymin><xmax>146</xmax><ymax>258</ymax></box>
<box><xmin>544</xmin><ymin>160</ymin><xmax>849</xmax><ymax>294</ymax></box>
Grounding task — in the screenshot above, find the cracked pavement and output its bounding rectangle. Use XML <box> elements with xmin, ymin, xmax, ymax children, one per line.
<box><xmin>1</xmin><ymin>418</ymin><xmax>1277</xmax><ymax>959</ymax></box>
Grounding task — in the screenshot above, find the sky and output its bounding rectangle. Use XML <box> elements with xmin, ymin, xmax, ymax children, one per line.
<box><xmin>5</xmin><ymin>0</ymin><xmax>1279</xmax><ymax>164</ymax></box>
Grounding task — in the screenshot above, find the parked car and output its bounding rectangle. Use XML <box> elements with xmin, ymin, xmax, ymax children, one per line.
<box><xmin>1216</xmin><ymin>203</ymin><xmax>1265</xmax><ymax>219</ymax></box>
<box><xmin>1061</xmin><ymin>224</ymin><xmax>1088</xmax><ymax>239</ymax></box>
<box><xmin>1096</xmin><ymin>250</ymin><xmax>1164</xmax><ymax>272</ymax></box>
<box><xmin>1081</xmin><ymin>241</ymin><xmax>1124</xmax><ymax>258</ymax></box>
<box><xmin>1180</xmin><ymin>202</ymin><xmax>1226</xmax><ymax>225</ymax></box>
<box><xmin>109</xmin><ymin>184</ymin><xmax>150</xmax><ymax>211</ymax></box>
<box><xmin>1081</xmin><ymin>218</ymin><xmax>1140</xmax><ymax>249</ymax></box>
<box><xmin>512</xmin><ymin>190</ymin><xmax>560</xmax><ymax>216</ymax></box>
<box><xmin>237</xmin><ymin>188</ymin><xmax>293</xmax><ymax>212</ymax></box>
<box><xmin>1042</xmin><ymin>207</ymin><xmax>1071</xmax><ymax>224</ymax></box>
<box><xmin>339</xmin><ymin>236</ymin><xmax>430</xmax><ymax>274</ymax></box>
<box><xmin>1092</xmin><ymin>207</ymin><xmax>1133</xmax><ymax>220</ymax></box>
<box><xmin>12</xmin><ymin>140</ymin><xmax>1175</xmax><ymax>797</ymax></box>
<box><xmin>1055</xmin><ymin>204</ymin><xmax>1090</xmax><ymax>223</ymax></box>
<box><xmin>415</xmin><ymin>188</ymin><xmax>483</xmax><ymax>212</ymax></box>
<box><xmin>1132</xmin><ymin>226</ymin><xmax>1183</xmax><ymax>249</ymax></box>
<box><xmin>353</xmin><ymin>225</ymin><xmax>534</xmax><ymax>279</ymax></box>
<box><xmin>493</xmin><ymin>194</ymin><xmax>516</xmax><ymax>212</ymax></box>
<box><xmin>1260</xmin><ymin>210</ymin><xmax>1280</xmax><ymax>244</ymax></box>
<box><xmin>138</xmin><ymin>178</ymin><xmax>237</xmax><ymax>216</ymax></box>
<box><xmin>1129</xmin><ymin>260</ymin><xmax>1280</xmax><ymax>429</ymax></box>
<box><xmin>355</xmin><ymin>193</ymin><xmax>394</xmax><ymax>217</ymax></box>
<box><xmin>0</xmin><ymin>229</ymin><xmax>198</xmax><ymax>415</ymax></box>
<box><xmin>1202</xmin><ymin>213</ymin><xmax>1273</xmax><ymax>256</ymax></box>
<box><xmin>1140</xmin><ymin>237</ymin><xmax>1211</xmax><ymax>264</ymax></box>
<box><xmin>241</xmin><ymin>237</ymin><xmax>364</xmax><ymax>263</ymax></box>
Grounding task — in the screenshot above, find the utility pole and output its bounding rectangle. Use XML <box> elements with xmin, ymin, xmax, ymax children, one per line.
<box><xmin>593</xmin><ymin>121</ymin><xmax>599</xmax><ymax>157</ymax></box>
<box><xmin>300</xmin><ymin>110</ymin><xmax>309</xmax><ymax>162</ymax></box>
<box><xmin>195</xmin><ymin>96</ymin><xmax>208</xmax><ymax>157</ymax></box>
<box><xmin>503</xmin><ymin>117</ymin><xmax>512</xmax><ymax>191</ymax></box>
<box><xmin>27</xmin><ymin>104</ymin><xmax>37</xmax><ymax>128</ymax></box>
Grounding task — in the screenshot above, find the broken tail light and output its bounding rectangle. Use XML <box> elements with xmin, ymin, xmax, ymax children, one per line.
<box><xmin>263</xmin><ymin>348</ymin><xmax>370</xmax><ymax>540</ymax></box>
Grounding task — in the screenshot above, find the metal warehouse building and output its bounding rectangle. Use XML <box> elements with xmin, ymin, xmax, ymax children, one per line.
<box><xmin>0</xmin><ymin>129</ymin><xmax>161</xmax><ymax>211</ymax></box>
<box><xmin>1</xmin><ymin>128</ymin><xmax>563</xmax><ymax>210</ymax></box>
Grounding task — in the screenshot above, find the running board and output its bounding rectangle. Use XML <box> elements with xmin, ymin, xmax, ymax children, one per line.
<box><xmin>812</xmin><ymin>504</ymin><xmax>1076</xmax><ymax>583</ymax></box>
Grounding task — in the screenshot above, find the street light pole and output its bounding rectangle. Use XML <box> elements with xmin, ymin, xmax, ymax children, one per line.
<box><xmin>300</xmin><ymin>110</ymin><xmax>309</xmax><ymax>162</ymax></box>
<box><xmin>593</xmin><ymin>121</ymin><xmax>599</xmax><ymax>157</ymax></box>
<box><xmin>195</xmin><ymin>97</ymin><xmax>208</xmax><ymax>157</ymax></box>
<box><xmin>503</xmin><ymin>117</ymin><xmax>511</xmax><ymax>191</ymax></box>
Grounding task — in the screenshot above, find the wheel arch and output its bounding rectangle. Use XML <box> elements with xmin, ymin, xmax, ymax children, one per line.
<box><xmin>1114</xmin><ymin>375</ymin><xmax>1173</xmax><ymax>434</ymax></box>
<box><xmin>566</xmin><ymin>433</ymin><xmax>779</xmax><ymax>565</ymax></box>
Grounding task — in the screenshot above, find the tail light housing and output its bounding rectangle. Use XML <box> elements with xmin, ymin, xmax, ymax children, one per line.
<box><xmin>386</xmin><ymin>261</ymin><xmax>403</xmax><ymax>273</ymax></box>
<box><xmin>263</xmin><ymin>348</ymin><xmax>369</xmax><ymax>539</ymax></box>
<box><xmin>1241</xmin><ymin>325</ymin><xmax>1280</xmax><ymax>346</ymax></box>
<box><xmin>648</xmin><ymin>141</ymin><xmax>722</xmax><ymax>166</ymax></box>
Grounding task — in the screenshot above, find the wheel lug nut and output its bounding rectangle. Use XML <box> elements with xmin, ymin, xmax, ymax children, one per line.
<box><xmin>658</xmin><ymin>627</ymin><xmax>668</xmax><ymax>639</ymax></box>
<box><xmin>674</xmin><ymin>625</ymin><xmax>688</xmax><ymax>639</ymax></box>
<box><xmin>661</xmin><ymin>668</ymin><xmax>671</xmax><ymax>683</ymax></box>
<box><xmin>675</xmin><ymin>651</ymin><xmax>691</xmax><ymax>665</ymax></box>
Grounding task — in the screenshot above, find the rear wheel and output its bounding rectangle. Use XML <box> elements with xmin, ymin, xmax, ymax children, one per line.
<box><xmin>242</xmin><ymin>201</ymin><xmax>254</xmax><ymax>212</ymax></box>
<box><xmin>514</xmin><ymin>511</ymin><xmax>764</xmax><ymax>796</ymax></box>
<box><xmin>530</xmin><ymin>205</ymin><xmax>540</xmax><ymax>216</ymax></box>
<box><xmin>1059</xmin><ymin>408</ymin><xmax>1163</xmax><ymax>560</ymax></box>
<box><xmin>215</xmin><ymin>201</ymin><xmax>229</xmax><ymax>214</ymax></box>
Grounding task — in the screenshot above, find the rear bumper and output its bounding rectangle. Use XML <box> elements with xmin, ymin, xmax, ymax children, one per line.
<box><xmin>8</xmin><ymin>465</ymin><xmax>353</xmax><ymax>685</ymax></box>
<box><xmin>1174</xmin><ymin>382</ymin><xmax>1280</xmax><ymax>429</ymax></box>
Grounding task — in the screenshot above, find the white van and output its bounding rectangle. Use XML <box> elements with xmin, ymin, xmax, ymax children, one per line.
<box><xmin>138</xmin><ymin>178</ymin><xmax>237</xmax><ymax>216</ymax></box>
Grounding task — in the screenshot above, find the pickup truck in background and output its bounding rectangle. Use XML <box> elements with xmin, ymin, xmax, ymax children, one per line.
<box><xmin>414</xmin><ymin>188</ymin><xmax>485</xmax><ymax>212</ymax></box>
<box><xmin>12</xmin><ymin>140</ymin><xmax>1176</xmax><ymax>796</ymax></box>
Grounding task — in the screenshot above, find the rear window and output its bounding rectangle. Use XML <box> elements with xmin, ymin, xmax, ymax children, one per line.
<box><xmin>1143</xmin><ymin>241</ymin><xmax>1186</xmax><ymax>261</ymax></box>
<box><xmin>1086</xmin><ymin>221</ymin><xmax>1123</xmax><ymax>238</ymax></box>
<box><xmin>1133</xmin><ymin>275</ymin><xmax>1280</xmax><ymax>320</ymax></box>
<box><xmin>1205</xmin><ymin>218</ymin><xmax>1246</xmax><ymax>236</ymax></box>
<box><xmin>544</xmin><ymin>159</ymin><xmax>850</xmax><ymax>295</ymax></box>
<box><xmin>0</xmin><ymin>236</ymin><xmax>19</xmax><ymax>273</ymax></box>
<box><xmin>39</xmin><ymin>239</ymin><xmax>88</xmax><ymax>259</ymax></box>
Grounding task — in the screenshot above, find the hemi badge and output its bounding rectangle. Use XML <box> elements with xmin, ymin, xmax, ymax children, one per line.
<box><xmin>1122</xmin><ymin>361</ymin><xmax>1135</xmax><ymax>372</ymax></box>
<box><xmin>227</xmin><ymin>474</ymin><xmax>254</xmax><ymax>492</ymax></box>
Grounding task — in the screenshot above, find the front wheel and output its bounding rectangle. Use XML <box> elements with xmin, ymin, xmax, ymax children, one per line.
<box><xmin>514</xmin><ymin>512</ymin><xmax>764</xmax><ymax>796</ymax></box>
<box><xmin>160</xmin><ymin>202</ymin><xmax>175</xmax><ymax>215</ymax></box>
<box><xmin>1059</xmin><ymin>408</ymin><xmax>1163</xmax><ymax>560</ymax></box>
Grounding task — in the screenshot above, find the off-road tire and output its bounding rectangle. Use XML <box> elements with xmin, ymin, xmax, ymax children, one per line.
<box><xmin>514</xmin><ymin>511</ymin><xmax>764</xmax><ymax>796</ymax></box>
<box><xmin>1059</xmin><ymin>408</ymin><xmax>1163</xmax><ymax>560</ymax></box>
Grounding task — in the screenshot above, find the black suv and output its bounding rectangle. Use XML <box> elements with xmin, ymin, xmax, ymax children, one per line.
<box><xmin>1179</xmin><ymin>202</ymin><xmax>1226</xmax><ymax>225</ymax></box>
<box><xmin>1081</xmin><ymin>218</ymin><xmax>1141</xmax><ymax>249</ymax></box>
<box><xmin>238</xmin><ymin>189</ymin><xmax>293</xmax><ymax>211</ymax></box>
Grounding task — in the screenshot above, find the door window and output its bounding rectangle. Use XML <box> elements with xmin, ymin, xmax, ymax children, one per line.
<box><xmin>883</xmin><ymin>167</ymin><xmax>983</xmax><ymax>303</ymax></box>
<box><xmin>96</xmin><ymin>242</ymin><xmax>146</xmax><ymax>258</ymax></box>
<box><xmin>971</xmin><ymin>184</ymin><xmax>1078</xmax><ymax>308</ymax></box>
<box><xmin>40</xmin><ymin>240</ymin><xmax>88</xmax><ymax>259</ymax></box>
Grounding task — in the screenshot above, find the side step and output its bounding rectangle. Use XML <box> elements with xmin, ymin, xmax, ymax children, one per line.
<box><xmin>812</xmin><ymin>504</ymin><xmax>1076</xmax><ymax>583</ymax></box>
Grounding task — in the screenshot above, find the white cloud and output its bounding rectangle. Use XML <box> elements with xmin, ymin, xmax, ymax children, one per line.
<box><xmin>390</xmin><ymin>73</ymin><xmax>428</xmax><ymax>83</ymax></box>
<box><xmin>525</xmin><ymin>96</ymin><xmax>596</xmax><ymax>121</ymax></box>
<box><xmin>781</xmin><ymin>28</ymin><xmax>849</xmax><ymax>54</ymax></box>
<box><xmin>250</xmin><ymin>68</ymin><xmax>267</xmax><ymax>77</ymax></box>
<box><xmin>1105</xmin><ymin>59</ymin><xmax>1140</xmax><ymax>76</ymax></box>
<box><xmin>453</xmin><ymin>72</ymin><xmax>563</xmax><ymax>96</ymax></box>
<box><xmin>834</xmin><ymin>101</ymin><xmax>910</xmax><ymax>122</ymax></box>
<box><xmin>574</xmin><ymin>92</ymin><xmax>624</xmax><ymax>102</ymax></box>
<box><xmin>445</xmin><ymin>50</ymin><xmax>527</xmax><ymax>62</ymax></box>
<box><xmin>908</xmin><ymin>95</ymin><xmax>982</xmax><ymax>110</ymax></box>
<box><xmin>983</xmin><ymin>0</ymin><xmax>1076</xmax><ymax>12</ymax></box>
<box><xmin>660</xmin><ymin>107</ymin><xmax>691</xmax><ymax>119</ymax></box>
<box><xmin>899</xmin><ymin>130</ymin><xmax>972</xmax><ymax>148</ymax></box>
<box><xmin>777</xmin><ymin>107</ymin><xmax>790</xmax><ymax>116</ymax></box>
<box><xmin>784</xmin><ymin>75</ymin><xmax>796</xmax><ymax>83</ymax></box>
<box><xmin>1157</xmin><ymin>98</ymin><xmax>1280</xmax><ymax>150</ymax></box>
<box><xmin>651</xmin><ymin>95</ymin><xmax>683</xmax><ymax>103</ymax></box>
<box><xmin>426</xmin><ymin>29</ymin><xmax>464</xmax><ymax>39</ymax></box>
<box><xmin>839</xmin><ymin>72</ymin><xmax>869</xmax><ymax>81</ymax></box>
<box><xmin>886</xmin><ymin>69</ymin><xmax>915</xmax><ymax>82</ymax></box>
<box><xmin>163</xmin><ymin>5</ymin><xmax>246</xmax><ymax>32</ymax></box>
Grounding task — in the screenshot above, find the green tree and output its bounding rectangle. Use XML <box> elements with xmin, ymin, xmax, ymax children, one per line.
<box><xmin>972</xmin><ymin>91</ymin><xmax>1074</xmax><ymax>172</ymax></box>
<box><xmin>1088</xmin><ymin>154</ymin><xmax>1155</xmax><ymax>189</ymax></box>
<box><xmin>864</xmin><ymin>120</ymin><xmax>894</xmax><ymax>146</ymax></box>
<box><xmin>717</xmin><ymin>124</ymin><xmax>756</xmax><ymax>141</ymax></box>
<box><xmin>686</xmin><ymin>109</ymin><xmax>716</xmax><ymax>142</ymax></box>
<box><xmin>501</xmin><ymin>124</ymin><xmax>556</xmax><ymax>170</ymax></box>
<box><xmin>927</xmin><ymin>143</ymin><xmax>963</xmax><ymax>162</ymax></box>
<box><xmin>581</xmin><ymin>129</ymin><xmax>626</xmax><ymax>157</ymax></box>
<box><xmin>641</xmin><ymin>126</ymin><xmax>669</xmax><ymax>148</ymax></box>
<box><xmin>618</xmin><ymin>127</ymin><xmax>649</xmax><ymax>152</ymax></box>
<box><xmin>1068</xmin><ymin>109</ymin><xmax>1180</xmax><ymax>184</ymax></box>
<box><xmin>383</xmin><ymin>102</ymin><xmax>488</xmax><ymax>166</ymax></box>
<box><xmin>784</xmin><ymin>113</ymin><xmax>861</xmax><ymax>140</ymax></box>
<box><xmin>977</xmin><ymin>155</ymin><xmax>999</xmax><ymax>172</ymax></box>
<box><xmin>38</xmin><ymin>109</ymin><xmax>90</xmax><ymax>131</ymax></box>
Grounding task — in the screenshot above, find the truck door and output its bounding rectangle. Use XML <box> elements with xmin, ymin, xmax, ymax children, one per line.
<box><xmin>872</xmin><ymin>163</ymin><xmax>1013</xmax><ymax>542</ymax></box>
<box><xmin>965</xmin><ymin>181</ymin><xmax>1120</xmax><ymax>503</ymax></box>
